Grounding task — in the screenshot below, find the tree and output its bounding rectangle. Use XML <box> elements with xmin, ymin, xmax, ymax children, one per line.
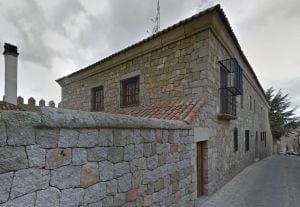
<box><xmin>265</xmin><ymin>87</ymin><xmax>298</xmax><ymax>140</ymax></box>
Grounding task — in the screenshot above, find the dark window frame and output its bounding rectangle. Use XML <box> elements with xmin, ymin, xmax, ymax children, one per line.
<box><xmin>120</xmin><ymin>76</ymin><xmax>140</xmax><ymax>107</ymax></box>
<box><xmin>245</xmin><ymin>130</ymin><xmax>250</xmax><ymax>152</ymax></box>
<box><xmin>234</xmin><ymin>128</ymin><xmax>238</xmax><ymax>152</ymax></box>
<box><xmin>91</xmin><ymin>86</ymin><xmax>104</xmax><ymax>111</ymax></box>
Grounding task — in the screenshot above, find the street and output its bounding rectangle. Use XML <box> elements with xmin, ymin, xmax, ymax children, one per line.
<box><xmin>199</xmin><ymin>155</ymin><xmax>300</xmax><ymax>207</ymax></box>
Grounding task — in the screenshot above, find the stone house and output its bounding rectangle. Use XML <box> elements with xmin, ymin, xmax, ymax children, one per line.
<box><xmin>280</xmin><ymin>128</ymin><xmax>300</xmax><ymax>153</ymax></box>
<box><xmin>57</xmin><ymin>5</ymin><xmax>272</xmax><ymax>197</ymax></box>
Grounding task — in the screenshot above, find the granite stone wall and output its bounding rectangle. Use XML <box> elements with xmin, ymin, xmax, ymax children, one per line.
<box><xmin>60</xmin><ymin>30</ymin><xmax>210</xmax><ymax>112</ymax></box>
<box><xmin>0</xmin><ymin>108</ymin><xmax>195</xmax><ymax>207</ymax></box>
<box><xmin>193</xmin><ymin>30</ymin><xmax>273</xmax><ymax>196</ymax></box>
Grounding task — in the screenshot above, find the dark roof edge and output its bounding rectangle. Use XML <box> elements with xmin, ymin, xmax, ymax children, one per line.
<box><xmin>56</xmin><ymin>4</ymin><xmax>268</xmax><ymax>102</ymax></box>
<box><xmin>56</xmin><ymin>4</ymin><xmax>220</xmax><ymax>84</ymax></box>
<box><xmin>214</xmin><ymin>7</ymin><xmax>268</xmax><ymax>102</ymax></box>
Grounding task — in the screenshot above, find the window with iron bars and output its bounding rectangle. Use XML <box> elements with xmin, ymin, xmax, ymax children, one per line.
<box><xmin>91</xmin><ymin>86</ymin><xmax>104</xmax><ymax>111</ymax></box>
<box><xmin>219</xmin><ymin>58</ymin><xmax>242</xmax><ymax>117</ymax></box>
<box><xmin>121</xmin><ymin>76</ymin><xmax>140</xmax><ymax>107</ymax></box>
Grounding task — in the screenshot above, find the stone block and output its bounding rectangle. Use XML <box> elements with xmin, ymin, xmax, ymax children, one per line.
<box><xmin>126</xmin><ymin>189</ymin><xmax>138</xmax><ymax>202</ymax></box>
<box><xmin>143</xmin><ymin>195</ymin><xmax>153</xmax><ymax>207</ymax></box>
<box><xmin>114</xmin><ymin>193</ymin><xmax>126</xmax><ymax>206</ymax></box>
<box><xmin>60</xmin><ymin>188</ymin><xmax>84</xmax><ymax>207</ymax></box>
<box><xmin>78</xmin><ymin>129</ymin><xmax>99</xmax><ymax>147</ymax></box>
<box><xmin>124</xmin><ymin>144</ymin><xmax>135</xmax><ymax>161</ymax></box>
<box><xmin>114</xmin><ymin>162</ymin><xmax>130</xmax><ymax>178</ymax></box>
<box><xmin>0</xmin><ymin>146</ymin><xmax>28</xmax><ymax>173</ymax></box>
<box><xmin>130</xmin><ymin>158</ymin><xmax>146</xmax><ymax>173</ymax></box>
<box><xmin>80</xmin><ymin>162</ymin><xmax>99</xmax><ymax>188</ymax></box>
<box><xmin>0</xmin><ymin>123</ymin><xmax>7</xmax><ymax>146</ymax></box>
<box><xmin>87</xmin><ymin>147</ymin><xmax>107</xmax><ymax>161</ymax></box>
<box><xmin>50</xmin><ymin>166</ymin><xmax>80</xmax><ymax>189</ymax></box>
<box><xmin>83</xmin><ymin>183</ymin><xmax>106</xmax><ymax>205</ymax></box>
<box><xmin>0</xmin><ymin>192</ymin><xmax>36</xmax><ymax>207</ymax></box>
<box><xmin>98</xmin><ymin>128</ymin><xmax>113</xmax><ymax>146</ymax></box>
<box><xmin>59</xmin><ymin>129</ymin><xmax>79</xmax><ymax>148</ymax></box>
<box><xmin>113</xmin><ymin>129</ymin><xmax>127</xmax><ymax>146</ymax></box>
<box><xmin>141</xmin><ymin>130</ymin><xmax>156</xmax><ymax>143</ymax></box>
<box><xmin>45</xmin><ymin>148</ymin><xmax>71</xmax><ymax>169</ymax></box>
<box><xmin>134</xmin><ymin>144</ymin><xmax>144</xmax><ymax>158</ymax></box>
<box><xmin>106</xmin><ymin>179</ymin><xmax>118</xmax><ymax>195</ymax></box>
<box><xmin>99</xmin><ymin>161</ymin><xmax>114</xmax><ymax>181</ymax></box>
<box><xmin>10</xmin><ymin>168</ymin><xmax>50</xmax><ymax>199</ymax></box>
<box><xmin>108</xmin><ymin>147</ymin><xmax>124</xmax><ymax>163</ymax></box>
<box><xmin>36</xmin><ymin>129</ymin><xmax>59</xmax><ymax>148</ymax></box>
<box><xmin>72</xmin><ymin>148</ymin><xmax>87</xmax><ymax>165</ymax></box>
<box><xmin>101</xmin><ymin>197</ymin><xmax>115</xmax><ymax>207</ymax></box>
<box><xmin>143</xmin><ymin>143</ymin><xmax>156</xmax><ymax>158</ymax></box>
<box><xmin>118</xmin><ymin>173</ymin><xmax>132</xmax><ymax>193</ymax></box>
<box><xmin>36</xmin><ymin>187</ymin><xmax>61</xmax><ymax>207</ymax></box>
<box><xmin>6</xmin><ymin>124</ymin><xmax>35</xmax><ymax>146</ymax></box>
<box><xmin>132</xmin><ymin>171</ymin><xmax>143</xmax><ymax>188</ymax></box>
<box><xmin>26</xmin><ymin>145</ymin><xmax>46</xmax><ymax>168</ymax></box>
<box><xmin>147</xmin><ymin>155</ymin><xmax>158</xmax><ymax>170</ymax></box>
<box><xmin>0</xmin><ymin>172</ymin><xmax>14</xmax><ymax>203</ymax></box>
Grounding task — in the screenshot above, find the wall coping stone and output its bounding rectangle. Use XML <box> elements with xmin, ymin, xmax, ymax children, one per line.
<box><xmin>0</xmin><ymin>107</ymin><xmax>192</xmax><ymax>130</ymax></box>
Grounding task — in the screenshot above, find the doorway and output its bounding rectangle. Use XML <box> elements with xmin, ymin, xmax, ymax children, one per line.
<box><xmin>197</xmin><ymin>141</ymin><xmax>207</xmax><ymax>196</ymax></box>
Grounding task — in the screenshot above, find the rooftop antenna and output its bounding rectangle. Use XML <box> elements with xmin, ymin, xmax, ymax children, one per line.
<box><xmin>147</xmin><ymin>0</ymin><xmax>160</xmax><ymax>35</ymax></box>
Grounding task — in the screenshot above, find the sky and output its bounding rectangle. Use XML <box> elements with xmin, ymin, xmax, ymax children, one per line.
<box><xmin>0</xmin><ymin>0</ymin><xmax>299</xmax><ymax>114</ymax></box>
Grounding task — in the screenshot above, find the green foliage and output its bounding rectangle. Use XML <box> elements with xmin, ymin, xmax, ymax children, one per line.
<box><xmin>266</xmin><ymin>87</ymin><xmax>298</xmax><ymax>140</ymax></box>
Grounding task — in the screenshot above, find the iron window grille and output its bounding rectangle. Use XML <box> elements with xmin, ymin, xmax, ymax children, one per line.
<box><xmin>219</xmin><ymin>58</ymin><xmax>243</xmax><ymax>95</ymax></box>
<box><xmin>121</xmin><ymin>76</ymin><xmax>140</xmax><ymax>107</ymax></box>
<box><xmin>219</xmin><ymin>58</ymin><xmax>243</xmax><ymax>117</ymax></box>
<box><xmin>91</xmin><ymin>86</ymin><xmax>104</xmax><ymax>111</ymax></box>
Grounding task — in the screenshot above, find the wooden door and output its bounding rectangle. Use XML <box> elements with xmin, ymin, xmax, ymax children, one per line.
<box><xmin>197</xmin><ymin>142</ymin><xmax>206</xmax><ymax>196</ymax></box>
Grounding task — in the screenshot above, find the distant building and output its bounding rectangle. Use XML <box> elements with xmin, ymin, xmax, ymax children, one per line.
<box><xmin>280</xmin><ymin>128</ymin><xmax>300</xmax><ymax>153</ymax></box>
<box><xmin>57</xmin><ymin>5</ymin><xmax>273</xmax><ymax>196</ymax></box>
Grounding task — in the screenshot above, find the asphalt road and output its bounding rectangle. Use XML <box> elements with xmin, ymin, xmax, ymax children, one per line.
<box><xmin>199</xmin><ymin>155</ymin><xmax>300</xmax><ymax>207</ymax></box>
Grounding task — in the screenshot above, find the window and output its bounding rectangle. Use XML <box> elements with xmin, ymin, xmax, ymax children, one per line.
<box><xmin>121</xmin><ymin>76</ymin><xmax>139</xmax><ymax>107</ymax></box>
<box><xmin>240</xmin><ymin>95</ymin><xmax>244</xmax><ymax>109</ymax></box>
<box><xmin>218</xmin><ymin>58</ymin><xmax>243</xmax><ymax>118</ymax></box>
<box><xmin>254</xmin><ymin>99</ymin><xmax>256</xmax><ymax>112</ymax></box>
<box><xmin>245</xmin><ymin>130</ymin><xmax>250</xmax><ymax>152</ymax></box>
<box><xmin>233</xmin><ymin>128</ymin><xmax>238</xmax><ymax>152</ymax></box>
<box><xmin>249</xmin><ymin>96</ymin><xmax>252</xmax><ymax>111</ymax></box>
<box><xmin>91</xmin><ymin>86</ymin><xmax>104</xmax><ymax>111</ymax></box>
<box><xmin>264</xmin><ymin>132</ymin><xmax>267</xmax><ymax>147</ymax></box>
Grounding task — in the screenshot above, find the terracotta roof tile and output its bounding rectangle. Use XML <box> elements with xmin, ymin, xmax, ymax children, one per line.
<box><xmin>113</xmin><ymin>96</ymin><xmax>207</xmax><ymax>124</ymax></box>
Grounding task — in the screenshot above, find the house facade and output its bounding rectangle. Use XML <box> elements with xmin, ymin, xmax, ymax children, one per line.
<box><xmin>57</xmin><ymin>5</ymin><xmax>272</xmax><ymax>196</ymax></box>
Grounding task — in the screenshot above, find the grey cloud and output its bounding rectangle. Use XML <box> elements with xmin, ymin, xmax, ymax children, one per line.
<box><xmin>3</xmin><ymin>0</ymin><xmax>58</xmax><ymax>69</ymax></box>
<box><xmin>269</xmin><ymin>77</ymin><xmax>300</xmax><ymax>113</ymax></box>
<box><xmin>238</xmin><ymin>0</ymin><xmax>300</xmax><ymax>29</ymax></box>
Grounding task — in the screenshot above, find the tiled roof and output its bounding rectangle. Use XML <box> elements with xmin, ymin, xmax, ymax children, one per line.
<box><xmin>0</xmin><ymin>101</ymin><xmax>23</xmax><ymax>111</ymax></box>
<box><xmin>114</xmin><ymin>96</ymin><xmax>207</xmax><ymax>124</ymax></box>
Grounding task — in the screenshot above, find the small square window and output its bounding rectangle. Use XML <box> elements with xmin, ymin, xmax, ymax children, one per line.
<box><xmin>121</xmin><ymin>76</ymin><xmax>139</xmax><ymax>107</ymax></box>
<box><xmin>91</xmin><ymin>86</ymin><xmax>104</xmax><ymax>111</ymax></box>
<box><xmin>245</xmin><ymin>130</ymin><xmax>250</xmax><ymax>152</ymax></box>
<box><xmin>233</xmin><ymin>128</ymin><xmax>238</xmax><ymax>152</ymax></box>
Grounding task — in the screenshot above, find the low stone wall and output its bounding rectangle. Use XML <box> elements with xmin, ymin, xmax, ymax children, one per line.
<box><xmin>0</xmin><ymin>108</ymin><xmax>195</xmax><ymax>207</ymax></box>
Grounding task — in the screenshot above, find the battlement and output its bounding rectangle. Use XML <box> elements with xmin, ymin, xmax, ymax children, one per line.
<box><xmin>16</xmin><ymin>96</ymin><xmax>61</xmax><ymax>111</ymax></box>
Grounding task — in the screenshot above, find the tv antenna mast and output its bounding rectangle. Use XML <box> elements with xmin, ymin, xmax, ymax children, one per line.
<box><xmin>148</xmin><ymin>0</ymin><xmax>160</xmax><ymax>35</ymax></box>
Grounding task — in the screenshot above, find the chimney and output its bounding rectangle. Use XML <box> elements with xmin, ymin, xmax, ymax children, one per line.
<box><xmin>3</xmin><ymin>43</ymin><xmax>18</xmax><ymax>105</ymax></box>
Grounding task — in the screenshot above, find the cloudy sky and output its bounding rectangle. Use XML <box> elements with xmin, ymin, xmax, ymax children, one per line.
<box><xmin>0</xmin><ymin>0</ymin><xmax>299</xmax><ymax>114</ymax></box>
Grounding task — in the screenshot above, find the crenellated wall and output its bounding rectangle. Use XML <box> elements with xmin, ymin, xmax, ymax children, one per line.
<box><xmin>0</xmin><ymin>108</ymin><xmax>196</xmax><ymax>207</ymax></box>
